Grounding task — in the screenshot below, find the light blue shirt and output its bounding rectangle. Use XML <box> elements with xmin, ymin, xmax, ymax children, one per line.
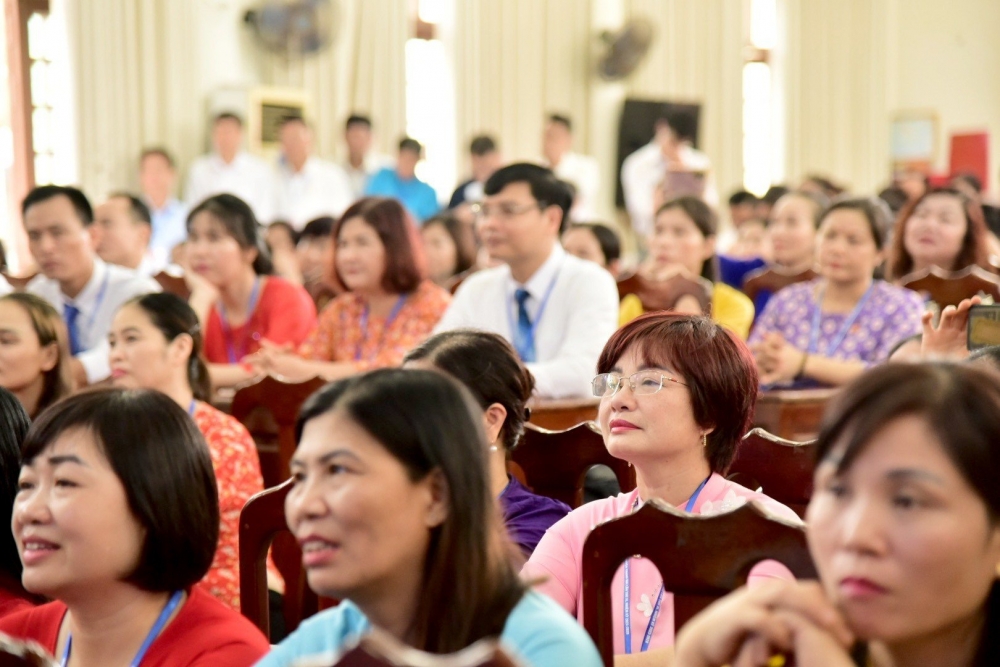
<box><xmin>148</xmin><ymin>197</ymin><xmax>188</xmax><ymax>263</ymax></box>
<box><xmin>364</xmin><ymin>167</ymin><xmax>440</xmax><ymax>222</ymax></box>
<box><xmin>254</xmin><ymin>591</ymin><xmax>601</xmax><ymax>667</ymax></box>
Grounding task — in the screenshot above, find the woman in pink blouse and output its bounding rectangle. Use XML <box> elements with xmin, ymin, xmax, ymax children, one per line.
<box><xmin>521</xmin><ymin>312</ymin><xmax>799</xmax><ymax>661</ymax></box>
<box><xmin>252</xmin><ymin>197</ymin><xmax>451</xmax><ymax>381</ymax></box>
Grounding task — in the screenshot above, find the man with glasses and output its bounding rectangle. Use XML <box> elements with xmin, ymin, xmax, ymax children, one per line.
<box><xmin>434</xmin><ymin>163</ymin><xmax>619</xmax><ymax>398</ymax></box>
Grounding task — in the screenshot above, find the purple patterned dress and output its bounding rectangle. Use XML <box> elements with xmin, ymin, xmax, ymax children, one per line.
<box><xmin>749</xmin><ymin>279</ymin><xmax>924</xmax><ymax>366</ymax></box>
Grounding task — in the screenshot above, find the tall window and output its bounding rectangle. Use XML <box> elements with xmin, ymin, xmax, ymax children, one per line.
<box><xmin>405</xmin><ymin>0</ymin><xmax>456</xmax><ymax>203</ymax></box>
<box><xmin>742</xmin><ymin>0</ymin><xmax>777</xmax><ymax>195</ymax></box>
<box><xmin>27</xmin><ymin>11</ymin><xmax>54</xmax><ymax>185</ymax></box>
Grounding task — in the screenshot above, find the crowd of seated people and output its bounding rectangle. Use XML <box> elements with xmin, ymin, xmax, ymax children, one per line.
<box><xmin>5</xmin><ymin>100</ymin><xmax>1000</xmax><ymax>667</ymax></box>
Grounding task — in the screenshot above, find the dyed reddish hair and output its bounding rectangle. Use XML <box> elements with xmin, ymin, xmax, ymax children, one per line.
<box><xmin>334</xmin><ymin>197</ymin><xmax>426</xmax><ymax>293</ymax></box>
<box><xmin>888</xmin><ymin>187</ymin><xmax>989</xmax><ymax>280</ymax></box>
<box><xmin>597</xmin><ymin>312</ymin><xmax>759</xmax><ymax>474</ymax></box>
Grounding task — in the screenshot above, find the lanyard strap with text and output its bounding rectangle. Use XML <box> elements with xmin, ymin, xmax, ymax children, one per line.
<box><xmin>505</xmin><ymin>266</ymin><xmax>562</xmax><ymax>354</ymax></box>
<box><xmin>218</xmin><ymin>277</ymin><xmax>261</xmax><ymax>364</ymax></box>
<box><xmin>623</xmin><ymin>476</ymin><xmax>711</xmax><ymax>654</ymax></box>
<box><xmin>61</xmin><ymin>590</ymin><xmax>183</xmax><ymax>667</ymax></box>
<box><xmin>355</xmin><ymin>295</ymin><xmax>407</xmax><ymax>362</ymax></box>
<box><xmin>807</xmin><ymin>283</ymin><xmax>875</xmax><ymax>356</ymax></box>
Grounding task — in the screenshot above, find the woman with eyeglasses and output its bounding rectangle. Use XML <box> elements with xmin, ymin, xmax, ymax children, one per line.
<box><xmin>522</xmin><ymin>312</ymin><xmax>800</xmax><ymax>664</ymax></box>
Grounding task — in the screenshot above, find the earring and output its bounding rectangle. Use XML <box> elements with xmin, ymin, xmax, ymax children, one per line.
<box><xmin>702</xmin><ymin>433</ymin><xmax>707</xmax><ymax>448</ymax></box>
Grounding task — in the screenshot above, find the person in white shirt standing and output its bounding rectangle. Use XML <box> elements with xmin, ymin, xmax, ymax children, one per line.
<box><xmin>93</xmin><ymin>193</ymin><xmax>165</xmax><ymax>277</ymax></box>
<box><xmin>139</xmin><ymin>148</ymin><xmax>188</xmax><ymax>266</ymax></box>
<box><xmin>272</xmin><ymin>115</ymin><xmax>354</xmax><ymax>231</ymax></box>
<box><xmin>542</xmin><ymin>114</ymin><xmax>601</xmax><ymax>223</ymax></box>
<box><xmin>621</xmin><ymin>108</ymin><xmax>718</xmax><ymax>238</ymax></box>
<box><xmin>22</xmin><ymin>186</ymin><xmax>160</xmax><ymax>386</ymax></box>
<box><xmin>434</xmin><ymin>163</ymin><xmax>619</xmax><ymax>398</ymax></box>
<box><xmin>341</xmin><ymin>114</ymin><xmax>393</xmax><ymax>200</ymax></box>
<box><xmin>184</xmin><ymin>112</ymin><xmax>275</xmax><ymax>224</ymax></box>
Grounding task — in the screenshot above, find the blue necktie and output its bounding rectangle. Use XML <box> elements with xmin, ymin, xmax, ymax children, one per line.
<box><xmin>514</xmin><ymin>287</ymin><xmax>536</xmax><ymax>363</ymax></box>
<box><xmin>63</xmin><ymin>303</ymin><xmax>82</xmax><ymax>355</ymax></box>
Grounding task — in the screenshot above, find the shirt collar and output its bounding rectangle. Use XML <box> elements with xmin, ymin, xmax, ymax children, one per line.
<box><xmin>210</xmin><ymin>151</ymin><xmax>247</xmax><ymax>169</ymax></box>
<box><xmin>65</xmin><ymin>257</ymin><xmax>108</xmax><ymax>309</ymax></box>
<box><xmin>511</xmin><ymin>244</ymin><xmax>564</xmax><ymax>297</ymax></box>
<box><xmin>148</xmin><ymin>197</ymin><xmax>182</xmax><ymax>216</ymax></box>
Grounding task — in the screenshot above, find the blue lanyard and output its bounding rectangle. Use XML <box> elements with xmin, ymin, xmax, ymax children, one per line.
<box><xmin>505</xmin><ymin>266</ymin><xmax>562</xmax><ymax>357</ymax></box>
<box><xmin>218</xmin><ymin>277</ymin><xmax>261</xmax><ymax>364</ymax></box>
<box><xmin>807</xmin><ymin>282</ymin><xmax>875</xmax><ymax>356</ymax></box>
<box><xmin>187</xmin><ymin>400</ymin><xmax>196</xmax><ymax>417</ymax></box>
<box><xmin>354</xmin><ymin>295</ymin><xmax>407</xmax><ymax>362</ymax></box>
<box><xmin>623</xmin><ymin>476</ymin><xmax>711</xmax><ymax>654</ymax></box>
<box><xmin>61</xmin><ymin>590</ymin><xmax>183</xmax><ymax>667</ymax></box>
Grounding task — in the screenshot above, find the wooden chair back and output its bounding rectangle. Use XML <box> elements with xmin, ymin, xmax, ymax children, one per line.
<box><xmin>239</xmin><ymin>479</ymin><xmax>319</xmax><ymax>636</ymax></box>
<box><xmin>727</xmin><ymin>428</ymin><xmax>817</xmax><ymax>518</ymax></box>
<box><xmin>753</xmin><ymin>387</ymin><xmax>838</xmax><ymax>442</ymax></box>
<box><xmin>742</xmin><ymin>266</ymin><xmax>817</xmax><ymax>303</ymax></box>
<box><xmin>153</xmin><ymin>271</ymin><xmax>191</xmax><ymax>300</ymax></box>
<box><xmin>526</xmin><ymin>397</ymin><xmax>599</xmax><ymax>431</ymax></box>
<box><xmin>510</xmin><ymin>422</ymin><xmax>635</xmax><ymax>508</ymax></box>
<box><xmin>336</xmin><ymin>630</ymin><xmax>520</xmax><ymax>667</ymax></box>
<box><xmin>899</xmin><ymin>264</ymin><xmax>1000</xmax><ymax>307</ymax></box>
<box><xmin>230</xmin><ymin>375</ymin><xmax>326</xmax><ymax>487</ymax></box>
<box><xmin>581</xmin><ymin>501</ymin><xmax>816</xmax><ymax>666</ymax></box>
<box><xmin>616</xmin><ymin>271</ymin><xmax>712</xmax><ymax>314</ymax></box>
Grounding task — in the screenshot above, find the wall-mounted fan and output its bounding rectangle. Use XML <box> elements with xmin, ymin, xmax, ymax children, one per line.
<box><xmin>244</xmin><ymin>0</ymin><xmax>337</xmax><ymax>56</ymax></box>
<box><xmin>597</xmin><ymin>18</ymin><xmax>655</xmax><ymax>81</ymax></box>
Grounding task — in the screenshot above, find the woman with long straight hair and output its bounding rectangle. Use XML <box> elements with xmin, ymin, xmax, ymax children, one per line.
<box><xmin>258</xmin><ymin>369</ymin><xmax>600</xmax><ymax>665</ymax></box>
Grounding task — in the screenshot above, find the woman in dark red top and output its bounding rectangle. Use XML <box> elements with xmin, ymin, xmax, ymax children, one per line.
<box><xmin>0</xmin><ymin>388</ymin><xmax>34</xmax><ymax>619</ymax></box>
<box><xmin>0</xmin><ymin>388</ymin><xmax>269</xmax><ymax>665</ymax></box>
<box><xmin>185</xmin><ymin>194</ymin><xmax>317</xmax><ymax>388</ymax></box>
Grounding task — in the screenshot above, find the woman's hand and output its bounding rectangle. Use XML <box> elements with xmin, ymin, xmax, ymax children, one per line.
<box><xmin>920</xmin><ymin>296</ymin><xmax>980</xmax><ymax>360</ymax></box>
<box><xmin>752</xmin><ymin>333</ymin><xmax>806</xmax><ymax>385</ymax></box>
<box><xmin>674</xmin><ymin>581</ymin><xmax>854</xmax><ymax>667</ymax></box>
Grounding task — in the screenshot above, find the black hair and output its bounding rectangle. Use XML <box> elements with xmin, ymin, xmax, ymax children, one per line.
<box><xmin>20</xmin><ymin>388</ymin><xmax>219</xmax><ymax>592</ymax></box>
<box><xmin>345</xmin><ymin>114</ymin><xmax>372</xmax><ymax>130</ymax></box>
<box><xmin>267</xmin><ymin>220</ymin><xmax>300</xmax><ymax>247</ymax></box>
<box><xmin>403</xmin><ymin>330</ymin><xmax>535</xmax><ymax>451</ymax></box>
<box><xmin>0</xmin><ymin>239</ymin><xmax>6</xmax><ymax>272</ymax></box>
<box><xmin>768</xmin><ymin>190</ymin><xmax>830</xmax><ymax>229</ymax></box>
<box><xmin>728</xmin><ymin>190</ymin><xmax>759</xmax><ymax>207</ymax></box>
<box><xmin>186</xmin><ymin>194</ymin><xmax>274</xmax><ymax>275</ymax></box>
<box><xmin>816</xmin><ymin>363</ymin><xmax>1000</xmax><ymax>522</ymax></box>
<box><xmin>969</xmin><ymin>346</ymin><xmax>1000</xmax><ymax>371</ymax></box>
<box><xmin>878</xmin><ymin>185</ymin><xmax>910</xmax><ymax>217</ymax></box>
<box><xmin>547</xmin><ymin>114</ymin><xmax>572</xmax><ymax>132</ymax></box>
<box><xmin>139</xmin><ymin>147</ymin><xmax>175</xmax><ymax>169</ymax></box>
<box><xmin>761</xmin><ymin>185</ymin><xmax>791</xmax><ymax>207</ymax></box>
<box><xmin>22</xmin><ymin>185</ymin><xmax>94</xmax><ymax>227</ymax></box>
<box><xmin>0</xmin><ymin>388</ymin><xmax>29</xmax><ymax>584</ymax></box>
<box><xmin>295</xmin><ymin>370</ymin><xmax>525</xmax><ymax>653</ymax></box>
<box><xmin>108</xmin><ymin>192</ymin><xmax>152</xmax><ymax>227</ymax></box>
<box><xmin>213</xmin><ymin>112</ymin><xmax>243</xmax><ymax>126</ymax></box>
<box><xmin>470</xmin><ymin>135</ymin><xmax>497</xmax><ymax>156</ymax></box>
<box><xmin>399</xmin><ymin>137</ymin><xmax>422</xmax><ymax>154</ymax></box>
<box><xmin>124</xmin><ymin>293</ymin><xmax>212</xmax><ymax>402</ymax></box>
<box><xmin>953</xmin><ymin>171</ymin><xmax>984</xmax><ymax>194</ymax></box>
<box><xmin>483</xmin><ymin>163</ymin><xmax>574</xmax><ymax>233</ymax></box>
<box><xmin>655</xmin><ymin>196</ymin><xmax>719</xmax><ymax>282</ymax></box>
<box><xmin>819</xmin><ymin>197</ymin><xmax>891</xmax><ymax>249</ymax></box>
<box><xmin>566</xmin><ymin>222</ymin><xmax>621</xmax><ymax>264</ymax></box>
<box><xmin>299</xmin><ymin>216</ymin><xmax>336</xmax><ymax>241</ymax></box>
<box><xmin>279</xmin><ymin>115</ymin><xmax>307</xmax><ymax>129</ymax></box>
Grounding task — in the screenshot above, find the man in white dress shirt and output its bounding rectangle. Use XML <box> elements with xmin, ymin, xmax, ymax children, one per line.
<box><xmin>273</xmin><ymin>116</ymin><xmax>354</xmax><ymax>230</ymax></box>
<box><xmin>434</xmin><ymin>163</ymin><xmax>620</xmax><ymax>398</ymax></box>
<box><xmin>93</xmin><ymin>193</ymin><xmax>167</xmax><ymax>277</ymax></box>
<box><xmin>542</xmin><ymin>114</ymin><xmax>601</xmax><ymax>222</ymax></box>
<box><xmin>184</xmin><ymin>112</ymin><xmax>275</xmax><ymax>223</ymax></box>
<box><xmin>341</xmin><ymin>114</ymin><xmax>393</xmax><ymax>199</ymax></box>
<box><xmin>621</xmin><ymin>109</ymin><xmax>718</xmax><ymax>238</ymax></box>
<box><xmin>23</xmin><ymin>186</ymin><xmax>160</xmax><ymax>386</ymax></box>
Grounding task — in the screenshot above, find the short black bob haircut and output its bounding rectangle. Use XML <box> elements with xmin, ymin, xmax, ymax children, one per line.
<box><xmin>20</xmin><ymin>388</ymin><xmax>220</xmax><ymax>593</ymax></box>
<box><xmin>22</xmin><ymin>185</ymin><xmax>94</xmax><ymax>227</ymax></box>
<box><xmin>815</xmin><ymin>362</ymin><xmax>1000</xmax><ymax>522</ymax></box>
<box><xmin>483</xmin><ymin>162</ymin><xmax>574</xmax><ymax>233</ymax></box>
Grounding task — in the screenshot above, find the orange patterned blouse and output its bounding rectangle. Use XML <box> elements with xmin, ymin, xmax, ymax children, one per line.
<box><xmin>191</xmin><ymin>400</ymin><xmax>280</xmax><ymax>610</ymax></box>
<box><xmin>298</xmin><ymin>280</ymin><xmax>452</xmax><ymax>369</ymax></box>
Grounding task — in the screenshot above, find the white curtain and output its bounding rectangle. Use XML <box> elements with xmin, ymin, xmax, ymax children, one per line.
<box><xmin>260</xmin><ymin>0</ymin><xmax>408</xmax><ymax>160</ymax></box>
<box><xmin>779</xmin><ymin>0</ymin><xmax>890</xmax><ymax>193</ymax></box>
